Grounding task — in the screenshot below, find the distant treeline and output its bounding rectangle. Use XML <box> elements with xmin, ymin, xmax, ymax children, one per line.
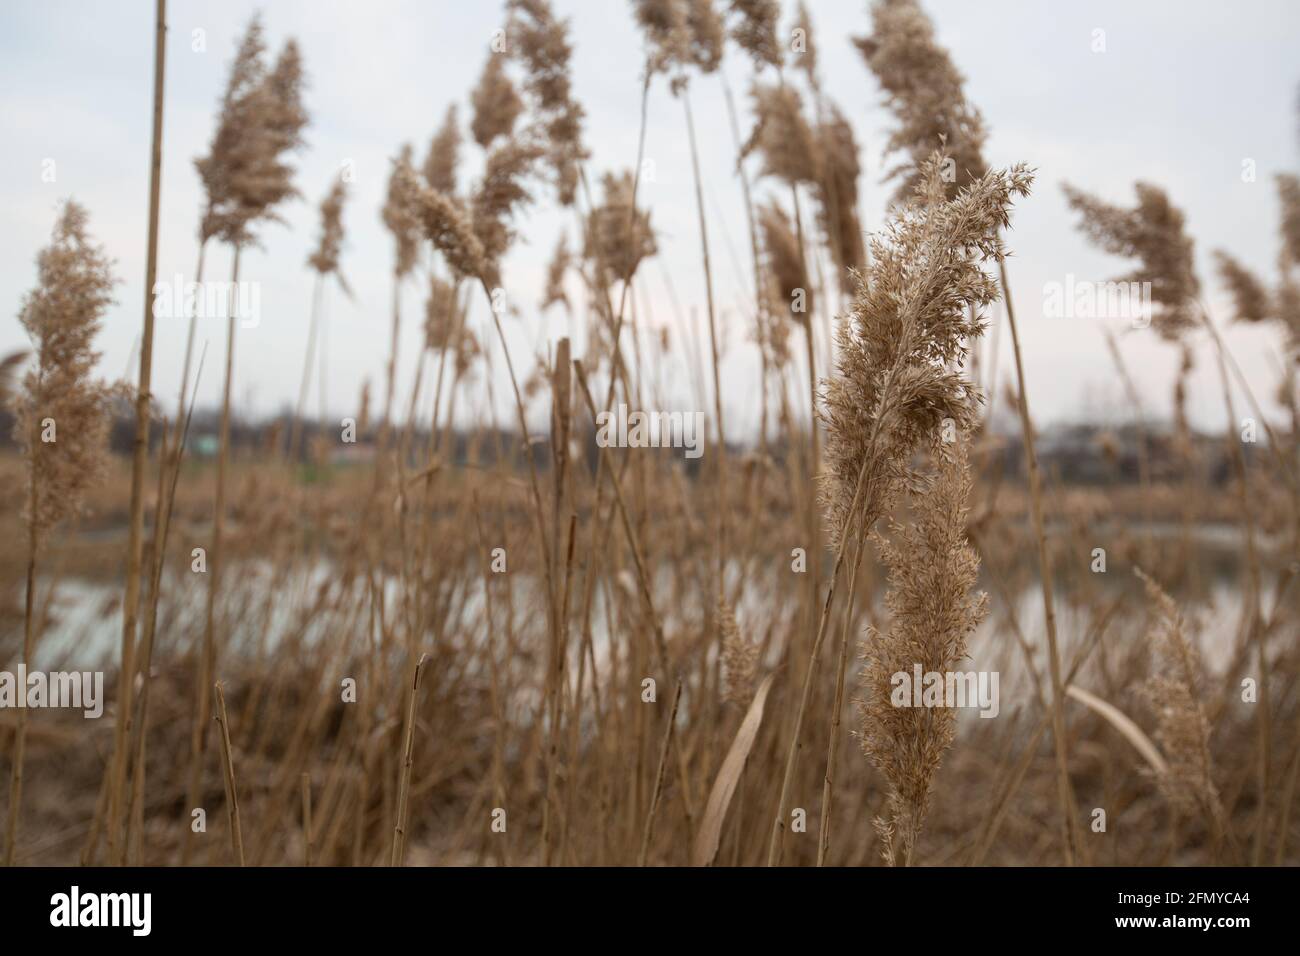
<box><xmin>0</xmin><ymin>400</ymin><xmax>1270</xmax><ymax>486</ymax></box>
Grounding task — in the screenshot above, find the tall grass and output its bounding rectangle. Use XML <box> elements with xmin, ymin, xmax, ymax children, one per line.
<box><xmin>1</xmin><ymin>0</ymin><xmax>1297</xmax><ymax>869</ymax></box>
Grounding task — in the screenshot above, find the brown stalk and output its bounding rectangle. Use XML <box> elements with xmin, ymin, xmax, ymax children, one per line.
<box><xmin>681</xmin><ymin>91</ymin><xmax>728</xmax><ymax>582</ymax></box>
<box><xmin>124</xmin><ymin>344</ymin><xmax>208</xmax><ymax>860</ymax></box>
<box><xmin>288</xmin><ymin>271</ymin><xmax>323</xmax><ymax>462</ymax></box>
<box><xmin>1198</xmin><ymin>305</ymin><xmax>1269</xmax><ymax>863</ymax></box>
<box><xmin>2</xmin><ymin>487</ymin><xmax>39</xmax><ymax>867</ymax></box>
<box><xmin>106</xmin><ymin>0</ymin><xmax>167</xmax><ymax>867</ymax></box>
<box><xmin>390</xmin><ymin>652</ymin><xmax>429</xmax><ymax>866</ymax></box>
<box><xmin>185</xmin><ymin>243</ymin><xmax>242</xmax><ymax>864</ymax></box>
<box><xmin>816</xmin><ymin>530</ymin><xmax>867</xmax><ymax>865</ymax></box>
<box><xmin>638</xmin><ymin>679</ymin><xmax>683</xmax><ymax>866</ymax></box>
<box><xmin>213</xmin><ymin>681</ymin><xmax>245</xmax><ymax>866</ymax></box>
<box><xmin>1000</xmin><ymin>258</ymin><xmax>1076</xmax><ymax>865</ymax></box>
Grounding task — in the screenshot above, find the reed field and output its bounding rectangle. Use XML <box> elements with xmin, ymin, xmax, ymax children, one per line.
<box><xmin>1</xmin><ymin>0</ymin><xmax>1298</xmax><ymax>869</ymax></box>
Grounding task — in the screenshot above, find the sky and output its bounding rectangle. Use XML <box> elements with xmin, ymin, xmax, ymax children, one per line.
<box><xmin>1</xmin><ymin>0</ymin><xmax>1298</xmax><ymax>440</ymax></box>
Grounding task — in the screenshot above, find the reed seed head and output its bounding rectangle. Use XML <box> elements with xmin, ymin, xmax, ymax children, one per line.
<box><xmin>758</xmin><ymin>201</ymin><xmax>812</xmax><ymax>324</ymax></box>
<box><xmin>1135</xmin><ymin>568</ymin><xmax>1226</xmax><ymax>831</ymax></box>
<box><xmin>633</xmin><ymin>0</ymin><xmax>690</xmax><ymax>76</ymax></box>
<box><xmin>685</xmin><ymin>0</ymin><xmax>725</xmax><ymax>74</ymax></box>
<box><xmin>397</xmin><ymin>162</ymin><xmax>487</xmax><ymax>282</ymax></box>
<box><xmin>857</xmin><ymin>439</ymin><xmax>987</xmax><ymax>866</ymax></box>
<box><xmin>383</xmin><ymin>145</ymin><xmax>423</xmax><ymax>277</ymax></box>
<box><xmin>727</xmin><ymin>0</ymin><xmax>782</xmax><ymax>71</ymax></box>
<box><xmin>308</xmin><ymin>176</ymin><xmax>349</xmax><ymax>293</ymax></box>
<box><xmin>13</xmin><ymin>201</ymin><xmax>117</xmax><ymax>537</ymax></box>
<box><xmin>718</xmin><ymin>594</ymin><xmax>757</xmax><ymax>707</ymax></box>
<box><xmin>743</xmin><ymin>82</ymin><xmax>819</xmax><ymax>186</ymax></box>
<box><xmin>541</xmin><ymin>232</ymin><xmax>572</xmax><ymax>313</ymax></box>
<box><xmin>583</xmin><ymin>169</ymin><xmax>658</xmax><ymax>286</ymax></box>
<box><xmin>820</xmin><ymin>155</ymin><xmax>1033</xmax><ymax>549</ymax></box>
<box><xmin>1062</xmin><ymin>181</ymin><xmax>1200</xmax><ymax>341</ymax></box>
<box><xmin>470</xmin><ymin>54</ymin><xmax>524</xmax><ymax>149</ymax></box>
<box><xmin>423</xmin><ymin>275</ymin><xmax>459</xmax><ymax>351</ymax></box>
<box><xmin>424</xmin><ymin>105</ymin><xmax>463</xmax><ymax>197</ymax></box>
<box><xmin>471</xmin><ymin>137</ymin><xmax>546</xmax><ymax>288</ymax></box>
<box><xmin>508</xmin><ymin>0</ymin><xmax>589</xmax><ymax>206</ymax></box>
<box><xmin>1212</xmin><ymin>251</ymin><xmax>1270</xmax><ymax>324</ymax></box>
<box><xmin>195</xmin><ymin>16</ymin><xmax>267</xmax><ymax>244</ymax></box>
<box><xmin>814</xmin><ymin>102</ymin><xmax>866</xmax><ymax>274</ymax></box>
<box><xmin>855</xmin><ymin>0</ymin><xmax>987</xmax><ymax>202</ymax></box>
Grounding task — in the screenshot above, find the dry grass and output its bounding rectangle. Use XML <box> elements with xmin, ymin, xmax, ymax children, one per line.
<box><xmin>1</xmin><ymin>0</ymin><xmax>1298</xmax><ymax>869</ymax></box>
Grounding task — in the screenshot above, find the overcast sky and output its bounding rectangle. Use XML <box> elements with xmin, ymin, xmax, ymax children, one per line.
<box><xmin>2</xmin><ymin>0</ymin><xmax>1298</xmax><ymax>439</ymax></box>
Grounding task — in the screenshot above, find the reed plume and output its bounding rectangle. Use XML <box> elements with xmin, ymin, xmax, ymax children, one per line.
<box><xmin>470</xmin><ymin>137</ymin><xmax>545</xmax><ymax>289</ymax></box>
<box><xmin>1213</xmin><ymin>251</ymin><xmax>1270</xmax><ymax>324</ymax></box>
<box><xmin>212</xmin><ymin>36</ymin><xmax>308</xmax><ymax>245</ymax></box>
<box><xmin>382</xmin><ymin>145</ymin><xmax>422</xmax><ymax>279</ymax></box>
<box><xmin>397</xmin><ymin>161</ymin><xmax>486</xmax><ymax>282</ymax></box>
<box><xmin>769</xmin><ymin>155</ymin><xmax>1030</xmax><ymax>864</ymax></box>
<box><xmin>1209</xmin><ymin>175</ymin><xmax>1300</xmax><ymax>355</ymax></box>
<box><xmin>855</xmin><ymin>0</ymin><xmax>987</xmax><ymax>202</ymax></box>
<box><xmin>540</xmin><ymin>232</ymin><xmax>571</xmax><ymax>313</ymax></box>
<box><xmin>583</xmin><ymin>169</ymin><xmax>657</xmax><ymax>288</ymax></box>
<box><xmin>820</xmin><ymin>156</ymin><xmax>1032</xmax><ymax>546</ymax></box>
<box><xmin>1135</xmin><ymin>568</ymin><xmax>1228</xmax><ymax>839</ymax></box>
<box><xmin>195</xmin><ymin>16</ymin><xmax>268</xmax><ymax>245</ymax></box>
<box><xmin>307</xmin><ymin>176</ymin><xmax>350</xmax><ymax>293</ymax></box>
<box><xmin>5</xmin><ymin>200</ymin><xmax>116</xmax><ymax>866</ymax></box>
<box><xmin>632</xmin><ymin>0</ymin><xmax>689</xmax><ymax>76</ymax></box>
<box><xmin>424</xmin><ymin>105</ymin><xmax>462</xmax><ymax>196</ymax></box>
<box><xmin>10</xmin><ymin>204</ymin><xmax>116</xmax><ymax>536</ymax></box>
<box><xmin>758</xmin><ymin>201</ymin><xmax>811</xmax><ymax>322</ymax></box>
<box><xmin>470</xmin><ymin>54</ymin><xmax>524</xmax><ymax>149</ymax></box>
<box><xmin>858</xmin><ymin>440</ymin><xmax>987</xmax><ymax>866</ymax></box>
<box><xmin>507</xmin><ymin>0</ymin><xmax>588</xmax><ymax>206</ymax></box>
<box><xmin>814</xmin><ymin>103</ymin><xmax>866</xmax><ymax>275</ymax></box>
<box><xmin>684</xmin><ymin>0</ymin><xmax>725</xmax><ymax>73</ymax></box>
<box><xmin>1061</xmin><ymin>182</ymin><xmax>1199</xmax><ymax>341</ymax></box>
<box><xmin>719</xmin><ymin>594</ymin><xmax>758</xmax><ymax>707</ymax></box>
<box><xmin>743</xmin><ymin>83</ymin><xmax>818</xmax><ymax>186</ymax></box>
<box><xmin>727</xmin><ymin>0</ymin><xmax>782</xmax><ymax>71</ymax></box>
<box><xmin>423</xmin><ymin>275</ymin><xmax>460</xmax><ymax>351</ymax></box>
